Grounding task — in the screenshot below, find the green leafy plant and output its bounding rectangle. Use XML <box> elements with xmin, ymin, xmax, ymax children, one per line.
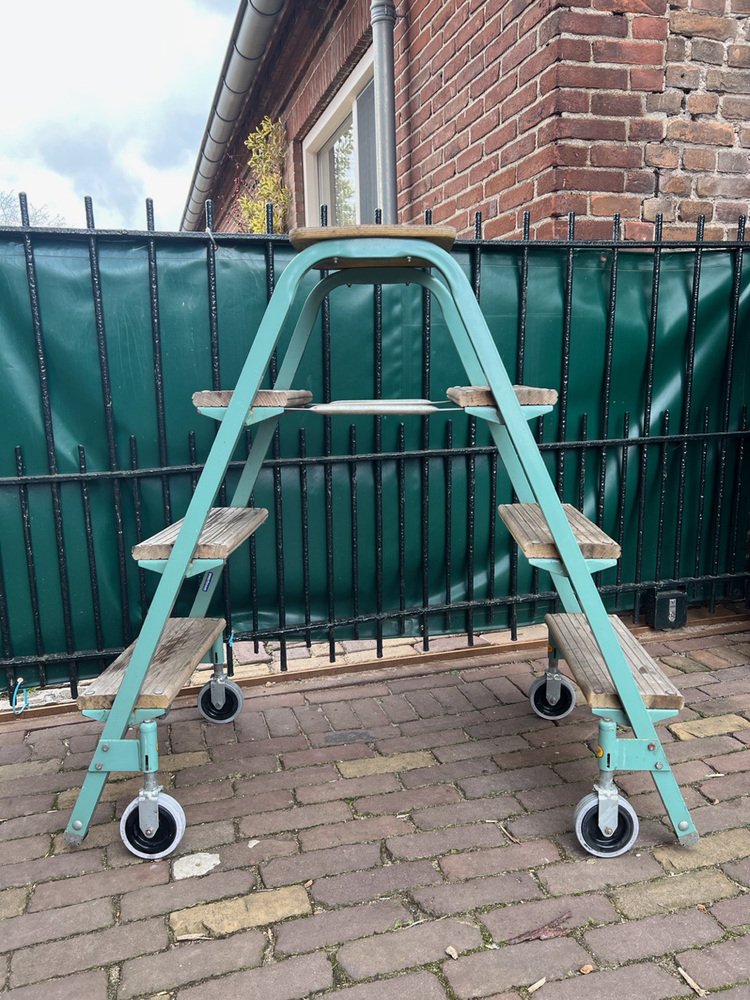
<box><xmin>237</xmin><ymin>116</ymin><xmax>291</xmax><ymax>233</ymax></box>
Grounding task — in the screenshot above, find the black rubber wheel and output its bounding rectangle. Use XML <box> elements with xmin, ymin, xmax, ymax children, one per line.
<box><xmin>574</xmin><ymin>794</ymin><xmax>639</xmax><ymax>858</ymax></box>
<box><xmin>119</xmin><ymin>793</ymin><xmax>185</xmax><ymax>859</ymax></box>
<box><xmin>197</xmin><ymin>679</ymin><xmax>243</xmax><ymax>724</ymax></box>
<box><xmin>529</xmin><ymin>675</ymin><xmax>576</xmax><ymax>721</ymax></box>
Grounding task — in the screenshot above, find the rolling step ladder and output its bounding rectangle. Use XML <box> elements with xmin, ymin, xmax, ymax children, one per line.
<box><xmin>65</xmin><ymin>225</ymin><xmax>698</xmax><ymax>859</ymax></box>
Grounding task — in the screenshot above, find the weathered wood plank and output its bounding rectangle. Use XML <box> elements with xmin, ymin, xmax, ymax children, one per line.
<box><xmin>132</xmin><ymin>507</ymin><xmax>268</xmax><ymax>561</ymax></box>
<box><xmin>192</xmin><ymin>389</ymin><xmax>312</xmax><ymax>409</ymax></box>
<box><xmin>546</xmin><ymin>613</ymin><xmax>684</xmax><ymax>710</ymax></box>
<box><xmin>77</xmin><ymin>618</ymin><xmax>226</xmax><ymax>710</ymax></box>
<box><xmin>498</xmin><ymin>503</ymin><xmax>621</xmax><ymax>560</ymax></box>
<box><xmin>289</xmin><ymin>225</ymin><xmax>456</xmax><ymax>250</ymax></box>
<box><xmin>447</xmin><ymin>385</ymin><xmax>558</xmax><ymax>407</ymax></box>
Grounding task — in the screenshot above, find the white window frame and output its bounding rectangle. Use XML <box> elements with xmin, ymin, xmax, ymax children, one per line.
<box><xmin>302</xmin><ymin>47</ymin><xmax>374</xmax><ymax>226</ymax></box>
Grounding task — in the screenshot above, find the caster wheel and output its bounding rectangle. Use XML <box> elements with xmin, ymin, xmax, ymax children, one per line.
<box><xmin>197</xmin><ymin>678</ymin><xmax>244</xmax><ymax>724</ymax></box>
<box><xmin>119</xmin><ymin>793</ymin><xmax>186</xmax><ymax>860</ymax></box>
<box><xmin>573</xmin><ymin>791</ymin><xmax>640</xmax><ymax>858</ymax></box>
<box><xmin>529</xmin><ymin>675</ymin><xmax>576</xmax><ymax>721</ymax></box>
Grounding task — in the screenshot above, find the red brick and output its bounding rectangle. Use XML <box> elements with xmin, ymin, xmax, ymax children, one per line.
<box><xmin>631</xmin><ymin>67</ymin><xmax>666</xmax><ymax>91</ymax></box>
<box><xmin>296</xmin><ymin>772</ymin><xmax>401</xmax><ymax>805</ymax></box>
<box><xmin>440</xmin><ymin>839</ymin><xmax>561</xmax><ymax>879</ymax></box>
<box><xmin>412</xmin><ymin>870</ymin><xmax>542</xmax><ymax>915</ymax></box>
<box><xmin>261</xmin><ymin>842</ymin><xmax>381</xmax><ymax>887</ymax></box>
<box><xmin>484</xmin><ymin>893</ymin><xmax>618</xmax><ymax>942</ymax></box>
<box><xmin>532</xmin><ymin>963</ymin><xmax>683</xmax><ymax>1000</ymax></box>
<box><xmin>412</xmin><ymin>795</ymin><xmax>522</xmax><ymax>830</ymax></box>
<box><xmin>645</xmin><ymin>144</ymin><xmax>679</xmax><ymax>168</ymax></box>
<box><xmin>677</xmin><ymin>936</ymin><xmax>750</xmax><ymax>990</ymax></box>
<box><xmin>121</xmin><ymin>869</ymin><xmax>256</xmax><ymax>922</ymax></box>
<box><xmin>559</xmin><ymin>11</ymin><xmax>629</xmax><ymax>36</ymax></box>
<box><xmin>670</xmin><ymin>11</ymin><xmax>737</xmax><ymax>39</ymax></box>
<box><xmin>444</xmin><ymin>938</ymin><xmax>590</xmax><ymax>997</ymax></box>
<box><xmin>1</xmin><ymin>848</ymin><xmax>105</xmax><ymax>893</ymax></box>
<box><xmin>275</xmin><ymin>899</ymin><xmax>411</xmax><ymax>955</ymax></box>
<box><xmin>584</xmin><ymin>909</ymin><xmax>724</xmax><ymax>962</ymax></box>
<box><xmin>239</xmin><ymin>800</ymin><xmax>351</xmax><ymax>837</ymax></box>
<box><xmin>667</xmin><ymin>119</ymin><xmax>734</xmax><ymax>146</ymax></box>
<box><xmin>178</xmin><ymin>953</ymin><xmax>333</xmax><ymax>1000</ymax></box>
<box><xmin>540</xmin><ymin>852</ymin><xmax>666</xmax><ymax>894</ymax></box>
<box><xmin>0</xmin><ymin>971</ymin><xmax>108</xmax><ymax>1000</ymax></box>
<box><xmin>338</xmin><ymin>917</ymin><xmax>483</xmax><ymax>979</ymax></box>
<box><xmin>632</xmin><ymin>15</ymin><xmax>669</xmax><ymax>38</ymax></box>
<box><xmin>307</xmin><ymin>972</ymin><xmax>449</xmax><ymax>1000</ymax></box>
<box><xmin>311</xmin><ymin>859</ymin><xmax>443</xmax><ymax>906</ymax></box>
<box><xmin>558</xmin><ymin>64</ymin><xmax>629</xmax><ymax>90</ymax></box>
<box><xmin>593</xmin><ymin>39</ymin><xmax>664</xmax><ymax>64</ymax></box>
<box><xmin>300</xmin><ymin>815</ymin><xmax>415</xmax><ymax>852</ymax></box>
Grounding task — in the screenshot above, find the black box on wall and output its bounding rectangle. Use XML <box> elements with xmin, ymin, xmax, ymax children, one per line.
<box><xmin>645</xmin><ymin>589</ymin><xmax>688</xmax><ymax>630</ymax></box>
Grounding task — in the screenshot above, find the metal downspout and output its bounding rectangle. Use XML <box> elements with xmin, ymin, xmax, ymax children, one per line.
<box><xmin>371</xmin><ymin>1</ymin><xmax>398</xmax><ymax>224</ymax></box>
<box><xmin>180</xmin><ymin>0</ymin><xmax>286</xmax><ymax>231</ymax></box>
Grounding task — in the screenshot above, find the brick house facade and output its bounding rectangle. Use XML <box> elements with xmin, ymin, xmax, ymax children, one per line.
<box><xmin>202</xmin><ymin>0</ymin><xmax>750</xmax><ymax>240</ymax></box>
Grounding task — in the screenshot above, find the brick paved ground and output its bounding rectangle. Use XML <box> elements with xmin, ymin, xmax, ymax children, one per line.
<box><xmin>0</xmin><ymin>614</ymin><xmax>749</xmax><ymax>1000</ymax></box>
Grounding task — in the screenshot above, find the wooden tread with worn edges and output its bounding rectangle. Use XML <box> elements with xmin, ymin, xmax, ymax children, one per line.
<box><xmin>132</xmin><ymin>507</ymin><xmax>269</xmax><ymax>561</ymax></box>
<box><xmin>498</xmin><ymin>503</ymin><xmax>621</xmax><ymax>560</ymax></box>
<box><xmin>447</xmin><ymin>385</ymin><xmax>558</xmax><ymax>407</ymax></box>
<box><xmin>545</xmin><ymin>613</ymin><xmax>684</xmax><ymax>710</ymax></box>
<box><xmin>77</xmin><ymin>617</ymin><xmax>226</xmax><ymax>710</ymax></box>
<box><xmin>192</xmin><ymin>389</ymin><xmax>312</xmax><ymax>410</ymax></box>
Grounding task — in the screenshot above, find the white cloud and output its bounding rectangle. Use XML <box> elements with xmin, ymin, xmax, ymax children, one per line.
<box><xmin>0</xmin><ymin>0</ymin><xmax>235</xmax><ymax>229</ymax></box>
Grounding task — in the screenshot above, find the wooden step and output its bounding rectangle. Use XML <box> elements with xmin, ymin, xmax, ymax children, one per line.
<box><xmin>289</xmin><ymin>224</ymin><xmax>456</xmax><ymax>269</ymax></box>
<box><xmin>310</xmin><ymin>399</ymin><xmax>438</xmax><ymax>415</ymax></box>
<box><xmin>447</xmin><ymin>385</ymin><xmax>558</xmax><ymax>408</ymax></box>
<box><xmin>132</xmin><ymin>507</ymin><xmax>268</xmax><ymax>561</ymax></box>
<box><xmin>192</xmin><ymin>389</ymin><xmax>312</xmax><ymax>410</ymax></box>
<box><xmin>498</xmin><ymin>503</ymin><xmax>621</xmax><ymax>560</ymax></box>
<box><xmin>546</xmin><ymin>613</ymin><xmax>684</xmax><ymax>710</ymax></box>
<box><xmin>78</xmin><ymin>618</ymin><xmax>225</xmax><ymax>710</ymax></box>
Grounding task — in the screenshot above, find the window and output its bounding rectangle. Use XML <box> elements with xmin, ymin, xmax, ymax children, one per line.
<box><xmin>303</xmin><ymin>50</ymin><xmax>377</xmax><ymax>225</ymax></box>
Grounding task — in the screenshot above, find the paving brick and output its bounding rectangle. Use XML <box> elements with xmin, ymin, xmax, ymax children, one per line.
<box><xmin>174</xmin><ymin>755</ymin><xmax>278</xmax><ymax>786</ymax></box>
<box><xmin>459</xmin><ymin>765</ymin><xmax>560</xmax><ymax>797</ymax></box>
<box><xmin>724</xmin><ymin>858</ymin><xmax>750</xmax><ymax>886</ymax></box>
<box><xmin>482</xmin><ymin>894</ymin><xmax>617</xmax><ymax>943</ymax></box>
<box><xmin>170</xmin><ymin>885</ymin><xmax>310</xmax><ymax>937</ymax></box>
<box><xmin>0</xmin><ymin>792</ymin><xmax>55</xmax><ymax>821</ymax></box>
<box><xmin>412</xmin><ymin>796</ymin><xmax>522</xmax><ymax>830</ymax></box>
<box><xmin>317</xmin><ymin>701</ymin><xmax>362</xmax><ymax>730</ymax></box>
<box><xmin>403</xmin><ymin>689</ymin><xmax>448</xmax><ymax>718</ymax></box>
<box><xmin>410</xmin><ymin>872</ymin><xmax>542</xmax><ymax>914</ymax></box>
<box><xmin>613</xmin><ymin>868</ymin><xmax>740</xmax><ymax>918</ymax></box>
<box><xmin>401</xmin><ymin>758</ymin><xmax>499</xmax><ymax>788</ymax></box>
<box><xmin>712</xmin><ymin>893</ymin><xmax>750</xmax><ymax>929</ymax></box>
<box><xmin>670</xmin><ymin>714</ymin><xmax>750</xmax><ymax>740</ymax></box>
<box><xmin>338</xmin><ymin>750</ymin><xmax>435</xmax><ymax>777</ymax></box>
<box><xmin>184</xmin><ymin>788</ymin><xmax>294</xmax><ymax>824</ymax></box>
<box><xmin>292</xmin><ymin>704</ymin><xmax>332</xmax><ymax>734</ymax></box>
<box><xmin>539</xmin><ymin>852</ymin><xmax>665</xmax><ymax>894</ymax></box>
<box><xmin>306</xmin><ymin>683</ymin><xmax>391</xmax><ymax>703</ymax></box>
<box><xmin>0</xmin><ymin>897</ymin><xmax>113</xmax><ymax>953</ymax></box>
<box><xmin>0</xmin><ymin>970</ymin><xmax>108</xmax><ymax>1000</ymax></box>
<box><xmin>529</xmin><ymin>963</ymin><xmax>682</xmax><ymax>1000</ymax></box>
<box><xmin>440</xmin><ymin>839</ymin><xmax>561</xmax><ymax>879</ymax></box>
<box><xmin>320</xmin><ymin>971</ymin><xmax>449</xmax><ymax>1000</ymax></box>
<box><xmin>338</xmin><ymin>917</ymin><xmax>483</xmax><ymax>979</ymax></box>
<box><xmin>1</xmin><ymin>847</ymin><xmax>105</xmax><ymax>893</ymax></box>
<box><xmin>443</xmin><ymin>937</ymin><xmax>590</xmax><ymax>997</ymax></box>
<box><xmin>387</xmin><ymin>822</ymin><xmax>508</xmax><ymax>860</ymax></box>
<box><xmin>0</xmin><ymin>801</ymin><xmax>112</xmax><ymax>841</ymax></box>
<box><xmin>120</xmin><ymin>929</ymin><xmax>266</xmax><ymax>999</ymax></box>
<box><xmin>654</xmin><ymin>827</ymin><xmax>750</xmax><ymax>872</ymax></box>
<box><xmin>295</xmin><ymin>772</ymin><xmax>401</xmax><ymax>804</ymax></box>
<box><xmin>350</xmin><ymin>697</ymin><xmax>393</xmax><ymax>729</ymax></box>
<box><xmin>399</xmin><ymin>711</ymin><xmax>486</xmax><ymax>737</ymax></box>
<box><xmin>692</xmin><ymin>798</ymin><xmax>750</xmax><ymax>835</ymax></box>
<box><xmin>274</xmin><ymin>899</ymin><xmax>411</xmax><ymax>955</ymax></box>
<box><xmin>238</xmin><ymin>800</ymin><xmax>351</xmax><ymax>837</ymax></box>
<box><xmin>614</xmin><ymin>759</ymin><xmax>716</xmax><ymax>796</ymax></box>
<box><xmin>703</xmin><ymin>747</ymin><xmax>750</xmax><ymax>772</ymax></box>
<box><xmin>698</xmin><ymin>771</ymin><xmax>750</xmax><ymax>802</ymax></box>
<box><xmin>379</xmin><ymin>694</ymin><xmax>418</xmax><ymax>723</ymax></box>
<box><xmin>311</xmin><ymin>860</ymin><xmax>443</xmax><ymax>906</ymax></box>
<box><xmin>311</xmin><ymin>725</ymin><xmax>395</xmax><ymax>747</ymax></box>
<box><xmin>355</xmin><ymin>783</ymin><xmax>462</xmax><ymax>816</ymax></box>
<box><xmin>0</xmin><ymin>887</ymin><xmax>27</xmax><ymax>920</ymax></box>
<box><xmin>515</xmin><ymin>780</ymin><xmax>591</xmax><ymax>812</ymax></box>
<box><xmin>299</xmin><ymin>815</ymin><xmax>413</xmax><ymax>851</ymax></box>
<box><xmin>281</xmin><ymin>743</ymin><xmax>376</xmax><ymax>769</ymax></box>
<box><xmin>677</xmin><ymin>934</ymin><xmax>750</xmax><ymax>990</ymax></box>
<box><xmin>585</xmin><ymin>908</ymin><xmax>724</xmax><ymax>962</ymax></box>
<box><xmin>9</xmin><ymin>917</ymin><xmax>168</xmax><ymax>987</ymax></box>
<box><xmin>375</xmin><ymin>729</ymin><xmax>470</xmax><ymax>755</ymax></box>
<box><xmin>176</xmin><ymin>953</ymin><xmax>333</xmax><ymax>1000</ymax></box>
<box><xmin>220</xmin><ymin>837</ymin><xmax>298</xmax><ymax>871</ymax></box>
<box><xmin>28</xmin><ymin>858</ymin><xmax>168</xmax><ymax>911</ymax></box>
<box><xmin>120</xmin><ymin>869</ymin><xmax>256</xmax><ymax>921</ymax></box>
<box><xmin>261</xmin><ymin>842</ymin><xmax>382</xmax><ymax>887</ymax></box>
<box><xmin>0</xmin><ymin>758</ymin><xmax>63</xmax><ymax>783</ymax></box>
<box><xmin>2</xmin><ymin>834</ymin><xmax>51</xmax><ymax>865</ymax></box>
<box><xmin>210</xmin><ymin>735</ymin><xmax>307</xmax><ymax>761</ymax></box>
<box><xmin>433</xmin><ymin>735</ymin><xmax>528</xmax><ymax>764</ymax></box>
<box><xmin>233</xmin><ymin>763</ymin><xmax>339</xmax><ymax>796</ymax></box>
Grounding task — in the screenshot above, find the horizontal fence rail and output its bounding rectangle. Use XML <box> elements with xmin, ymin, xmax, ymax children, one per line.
<box><xmin>0</xmin><ymin>195</ymin><xmax>748</xmax><ymax>698</ymax></box>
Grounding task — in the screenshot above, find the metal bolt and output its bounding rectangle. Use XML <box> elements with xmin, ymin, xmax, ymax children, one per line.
<box><xmin>144</xmin><ymin>828</ymin><xmax>154</xmax><ymax>837</ymax></box>
<box><xmin>102</xmin><ymin>744</ymin><xmax>109</xmax><ymax>752</ymax></box>
<box><xmin>72</xmin><ymin>820</ymin><xmax>83</xmax><ymax>831</ymax></box>
<box><xmin>604</xmin><ymin>827</ymin><xmax>614</xmax><ymax>836</ymax></box>
<box><xmin>647</xmin><ymin>743</ymin><xmax>656</xmax><ymax>751</ymax></box>
<box><xmin>655</xmin><ymin>761</ymin><xmax>664</xmax><ymax>770</ymax></box>
<box><xmin>95</xmin><ymin>762</ymin><xmax>103</xmax><ymax>770</ymax></box>
<box><xmin>678</xmin><ymin>820</ymin><xmax>690</xmax><ymax>831</ymax></box>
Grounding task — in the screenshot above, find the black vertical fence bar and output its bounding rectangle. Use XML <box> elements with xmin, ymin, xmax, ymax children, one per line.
<box><xmin>557</xmin><ymin>213</ymin><xmax>575</xmax><ymax>496</ymax></box>
<box><xmin>16</xmin><ymin>448</ymin><xmax>44</xmax><ymax>669</ymax></box>
<box><xmin>205</xmin><ymin>201</ymin><xmax>221</xmax><ymax>392</ymax></box>
<box><xmin>348</xmin><ymin>427</ymin><xmax>360</xmax><ymax>641</ymax></box>
<box><xmin>487</xmin><ymin>446</ymin><xmax>498</xmax><ymax>629</ymax></box>
<box><xmin>299</xmin><ymin>429</ymin><xmax>312</xmax><ymax>647</ymax></box>
<box><xmin>710</xmin><ymin>215</ymin><xmax>745</xmax><ymax>611</ymax></box>
<box><xmin>674</xmin><ymin>216</ymin><xmax>705</xmax><ymax>582</ymax></box>
<box><xmin>421</xmin><ymin>214</ymin><xmax>432</xmax><ymax>652</ymax></box>
<box><xmin>597</xmin><ymin>215</ymin><xmax>620</xmax><ymax>527</ymax></box>
<box><xmin>517</xmin><ymin>212</ymin><xmax>530</xmax><ymax>384</ymax></box>
<box><xmin>84</xmin><ymin>196</ymin><xmax>131</xmax><ymax>645</ymax></box>
<box><xmin>78</xmin><ymin>446</ymin><xmax>104</xmax><ymax>653</ymax></box>
<box><xmin>465</xmin><ymin>418</ymin><xmax>476</xmax><ymax>643</ymax></box>
<box><xmin>188</xmin><ymin>432</ymin><xmax>199</xmax><ymax>491</ymax></box>
<box><xmin>655</xmin><ymin>410</ymin><xmax>671</xmax><ymax>583</ymax></box>
<box><xmin>374</xmin><ymin>280</ymin><xmax>384</xmax><ymax>658</ymax></box>
<box><xmin>145</xmin><ymin>198</ymin><xmax>171</xmax><ymax>524</ymax></box>
<box><xmin>634</xmin><ymin>214</ymin><xmax>663</xmax><ymax>623</ymax></box>
<box><xmin>694</xmin><ymin>408</ymin><xmax>711</xmax><ymax>593</ymax></box>
<box><xmin>615</xmin><ymin>413</ymin><xmax>630</xmax><ymax>611</ymax></box>
<box><xmin>0</xmin><ymin>545</ymin><xmax>13</xmax><ymax>699</ymax></box>
<box><xmin>728</xmin><ymin>405</ymin><xmax>747</xmax><ymax>578</ymax></box>
<box><xmin>129</xmin><ymin>436</ymin><xmax>148</xmax><ymax>619</ymax></box>
<box><xmin>273</xmin><ymin>450</ymin><xmax>287</xmax><ymax>670</ymax></box>
<box><xmin>577</xmin><ymin>415</ymin><xmax>587</xmax><ymax>607</ymax></box>
<box><xmin>444</xmin><ymin>420</ymin><xmax>454</xmax><ymax>633</ymax></box>
<box><xmin>320</xmin><ymin>205</ymin><xmax>337</xmax><ymax>660</ymax></box>
<box><xmin>397</xmin><ymin>424</ymin><xmax>407</xmax><ymax>634</ymax></box>
<box><xmin>20</xmin><ymin>193</ymin><xmax>77</xmax><ymax>683</ymax></box>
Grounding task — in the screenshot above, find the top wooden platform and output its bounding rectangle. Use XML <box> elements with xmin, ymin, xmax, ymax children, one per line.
<box><xmin>77</xmin><ymin>617</ymin><xmax>225</xmax><ymax>710</ymax></box>
<box><xmin>546</xmin><ymin>613</ymin><xmax>684</xmax><ymax>710</ymax></box>
<box><xmin>447</xmin><ymin>385</ymin><xmax>558</xmax><ymax>408</ymax></box>
<box><xmin>289</xmin><ymin>225</ymin><xmax>457</xmax><ymax>269</ymax></box>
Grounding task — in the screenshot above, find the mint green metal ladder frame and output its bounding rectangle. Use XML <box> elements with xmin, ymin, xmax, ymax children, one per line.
<box><xmin>65</xmin><ymin>236</ymin><xmax>697</xmax><ymax>850</ymax></box>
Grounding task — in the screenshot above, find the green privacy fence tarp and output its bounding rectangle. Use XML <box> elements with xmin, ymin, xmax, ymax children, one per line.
<box><xmin>0</xmin><ymin>230</ymin><xmax>748</xmax><ymax>688</ymax></box>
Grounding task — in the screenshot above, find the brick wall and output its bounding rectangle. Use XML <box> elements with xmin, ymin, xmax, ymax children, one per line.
<box><xmin>211</xmin><ymin>0</ymin><xmax>749</xmax><ymax>241</ymax></box>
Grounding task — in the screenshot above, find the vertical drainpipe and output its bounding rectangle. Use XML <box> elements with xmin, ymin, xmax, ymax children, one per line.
<box><xmin>371</xmin><ymin>1</ymin><xmax>398</xmax><ymax>224</ymax></box>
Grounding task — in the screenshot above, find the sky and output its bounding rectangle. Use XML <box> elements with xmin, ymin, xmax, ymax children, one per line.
<box><xmin>0</xmin><ymin>0</ymin><xmax>237</xmax><ymax>231</ymax></box>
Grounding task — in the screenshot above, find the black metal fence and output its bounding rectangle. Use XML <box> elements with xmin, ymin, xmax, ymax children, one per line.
<box><xmin>0</xmin><ymin>195</ymin><xmax>748</xmax><ymax>699</ymax></box>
